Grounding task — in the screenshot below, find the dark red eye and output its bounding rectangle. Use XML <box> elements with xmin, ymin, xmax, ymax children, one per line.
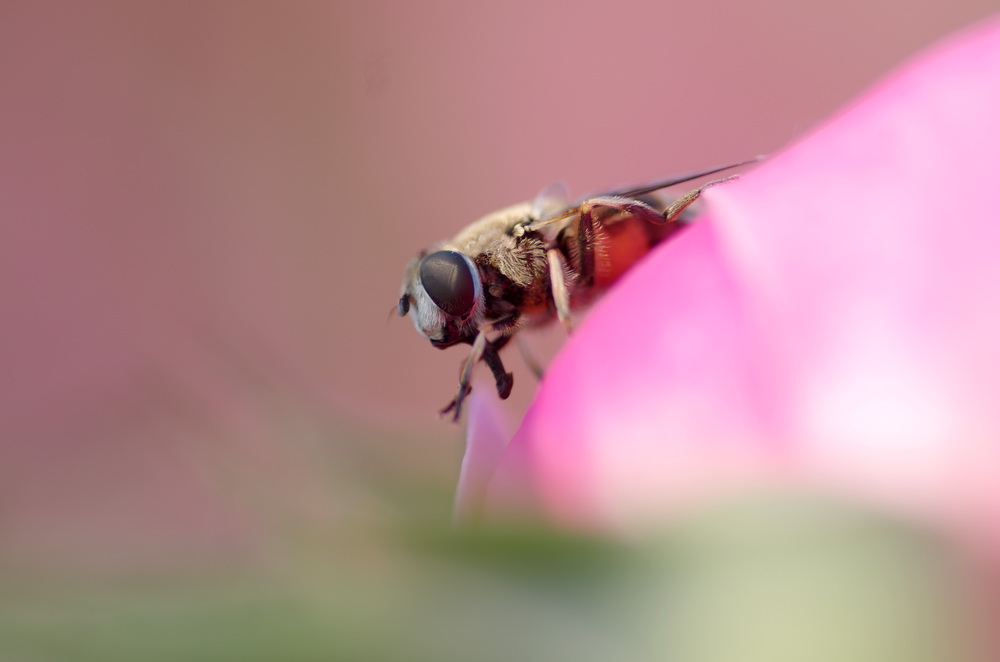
<box><xmin>419</xmin><ymin>250</ymin><xmax>477</xmax><ymax>318</ymax></box>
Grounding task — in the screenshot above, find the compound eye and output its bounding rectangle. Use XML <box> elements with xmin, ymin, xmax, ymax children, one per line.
<box><xmin>419</xmin><ymin>250</ymin><xmax>477</xmax><ymax>318</ymax></box>
<box><xmin>397</xmin><ymin>295</ymin><xmax>410</xmax><ymax>316</ymax></box>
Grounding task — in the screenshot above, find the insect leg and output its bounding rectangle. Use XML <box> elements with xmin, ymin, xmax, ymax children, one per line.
<box><xmin>516</xmin><ymin>336</ymin><xmax>544</xmax><ymax>380</ymax></box>
<box><xmin>662</xmin><ymin>174</ymin><xmax>740</xmax><ymax>223</ymax></box>
<box><xmin>482</xmin><ymin>336</ymin><xmax>514</xmax><ymax>400</ymax></box>
<box><xmin>440</xmin><ymin>331</ymin><xmax>488</xmax><ymax>422</ymax></box>
<box><xmin>574</xmin><ymin>196</ymin><xmax>672</xmax><ymax>286</ymax></box>
<box><xmin>546</xmin><ymin>249</ymin><xmax>573</xmax><ymax>333</ymax></box>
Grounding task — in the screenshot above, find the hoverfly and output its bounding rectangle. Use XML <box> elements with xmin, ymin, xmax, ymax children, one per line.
<box><xmin>398</xmin><ymin>159</ymin><xmax>760</xmax><ymax>421</ymax></box>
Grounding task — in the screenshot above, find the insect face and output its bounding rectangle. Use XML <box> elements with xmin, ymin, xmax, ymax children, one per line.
<box><xmin>400</xmin><ymin>250</ymin><xmax>483</xmax><ymax>349</ymax></box>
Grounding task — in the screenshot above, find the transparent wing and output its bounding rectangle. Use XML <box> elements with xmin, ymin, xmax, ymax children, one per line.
<box><xmin>531</xmin><ymin>181</ymin><xmax>570</xmax><ymax>221</ymax></box>
<box><xmin>599</xmin><ymin>156</ymin><xmax>764</xmax><ymax>200</ymax></box>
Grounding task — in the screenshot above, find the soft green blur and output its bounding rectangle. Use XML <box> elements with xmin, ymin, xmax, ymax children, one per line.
<box><xmin>0</xmin><ymin>491</ymin><xmax>976</xmax><ymax>661</ymax></box>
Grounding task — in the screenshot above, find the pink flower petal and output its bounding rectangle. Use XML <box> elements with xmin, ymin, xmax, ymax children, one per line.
<box><xmin>453</xmin><ymin>392</ymin><xmax>513</xmax><ymax>525</ymax></box>
<box><xmin>483</xmin><ymin>15</ymin><xmax>1000</xmax><ymax>538</ymax></box>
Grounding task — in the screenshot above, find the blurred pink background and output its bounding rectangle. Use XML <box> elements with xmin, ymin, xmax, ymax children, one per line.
<box><xmin>2</xmin><ymin>1</ymin><xmax>997</xmax><ymax>573</ymax></box>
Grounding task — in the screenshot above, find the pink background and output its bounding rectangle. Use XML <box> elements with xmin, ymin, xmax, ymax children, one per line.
<box><xmin>2</xmin><ymin>1</ymin><xmax>997</xmax><ymax>571</ymax></box>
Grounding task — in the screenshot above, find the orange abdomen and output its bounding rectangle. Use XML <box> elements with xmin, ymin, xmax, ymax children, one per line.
<box><xmin>593</xmin><ymin>217</ymin><xmax>658</xmax><ymax>289</ymax></box>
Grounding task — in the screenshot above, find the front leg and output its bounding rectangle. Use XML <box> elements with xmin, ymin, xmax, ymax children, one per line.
<box><xmin>439</xmin><ymin>322</ymin><xmax>518</xmax><ymax>422</ymax></box>
<box><xmin>482</xmin><ymin>338</ymin><xmax>514</xmax><ymax>400</ymax></box>
<box><xmin>440</xmin><ymin>331</ymin><xmax>488</xmax><ymax>422</ymax></box>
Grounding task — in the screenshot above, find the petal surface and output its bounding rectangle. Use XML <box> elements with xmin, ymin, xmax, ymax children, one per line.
<box><xmin>484</xmin><ymin>15</ymin><xmax>1000</xmax><ymax>536</ymax></box>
